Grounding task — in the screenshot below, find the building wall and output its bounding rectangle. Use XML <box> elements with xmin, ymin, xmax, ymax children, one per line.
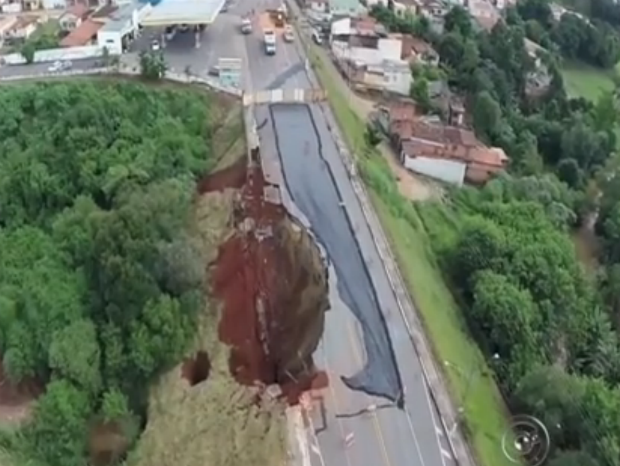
<box><xmin>383</xmin><ymin>67</ymin><xmax>411</xmax><ymax>95</ymax></box>
<box><xmin>333</xmin><ymin>39</ymin><xmax>401</xmax><ymax>65</ymax></box>
<box><xmin>97</xmin><ymin>30</ymin><xmax>123</xmax><ymax>54</ymax></box>
<box><xmin>42</xmin><ymin>0</ymin><xmax>65</xmax><ymax>9</ymax></box>
<box><xmin>1</xmin><ymin>44</ymin><xmax>104</xmax><ymax>64</ymax></box>
<box><xmin>2</xmin><ymin>2</ymin><xmax>22</xmax><ymax>12</ymax></box>
<box><xmin>403</xmin><ymin>154</ymin><xmax>466</xmax><ymax>185</ymax></box>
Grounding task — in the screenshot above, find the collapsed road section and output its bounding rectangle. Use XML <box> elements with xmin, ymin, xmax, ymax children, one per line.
<box><xmin>268</xmin><ymin>103</ymin><xmax>404</xmax><ymax>403</ymax></box>
<box><xmin>201</xmin><ymin>154</ymin><xmax>330</xmax><ymax>404</ymax></box>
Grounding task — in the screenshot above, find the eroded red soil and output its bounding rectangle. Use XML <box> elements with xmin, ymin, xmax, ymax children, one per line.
<box><xmin>202</xmin><ymin>150</ymin><xmax>328</xmax><ymax>404</ymax></box>
<box><xmin>0</xmin><ymin>360</ymin><xmax>43</xmax><ymax>424</ymax></box>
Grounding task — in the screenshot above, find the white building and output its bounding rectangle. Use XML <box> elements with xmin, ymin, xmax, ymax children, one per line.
<box><xmin>96</xmin><ymin>3</ymin><xmax>140</xmax><ymax>55</ymax></box>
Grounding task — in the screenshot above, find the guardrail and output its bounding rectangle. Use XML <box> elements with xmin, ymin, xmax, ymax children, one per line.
<box><xmin>287</xmin><ymin>4</ymin><xmax>477</xmax><ymax>466</ymax></box>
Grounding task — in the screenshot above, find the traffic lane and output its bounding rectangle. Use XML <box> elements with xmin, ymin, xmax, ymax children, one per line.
<box><xmin>243</xmin><ymin>31</ymin><xmax>305</xmax><ymax>91</ymax></box>
<box><xmin>0</xmin><ymin>57</ymin><xmax>101</xmax><ymax>77</ymax></box>
<box><xmin>267</xmin><ymin>103</ymin><xmax>436</xmax><ymax>466</ymax></box>
<box><xmin>306</xmin><ymin>101</ymin><xmax>449</xmax><ymax>466</ymax></box>
<box><xmin>314</xmin><ymin>283</ymin><xmax>388</xmax><ymax>466</ymax></box>
<box><xmin>269</xmin><ymin>103</ymin><xmax>402</xmax><ymax>402</ymax></box>
<box><xmin>253</xmin><ymin>106</ymin><xmax>388</xmax><ymax>466</ymax></box>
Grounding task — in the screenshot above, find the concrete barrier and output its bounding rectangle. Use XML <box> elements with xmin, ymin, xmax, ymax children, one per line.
<box><xmin>242</xmin><ymin>88</ymin><xmax>327</xmax><ymax>106</ymax></box>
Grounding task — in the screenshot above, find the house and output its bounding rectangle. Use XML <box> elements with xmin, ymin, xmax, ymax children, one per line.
<box><xmin>1</xmin><ymin>0</ymin><xmax>22</xmax><ymax>13</ymax></box>
<box><xmin>60</xmin><ymin>18</ymin><xmax>101</xmax><ymax>46</ymax></box>
<box><xmin>4</xmin><ymin>15</ymin><xmax>37</xmax><ymax>40</ymax></box>
<box><xmin>340</xmin><ymin>58</ymin><xmax>413</xmax><ymax>95</ymax></box>
<box><xmin>467</xmin><ymin>0</ymin><xmax>501</xmax><ymax>30</ymax></box>
<box><xmin>384</xmin><ymin>101</ymin><xmax>508</xmax><ymax>184</ymax></box>
<box><xmin>95</xmin><ymin>3</ymin><xmax>139</xmax><ymax>54</ymax></box>
<box><xmin>0</xmin><ymin>16</ymin><xmax>17</xmax><ymax>45</ymax></box>
<box><xmin>400</xmin><ymin>35</ymin><xmax>439</xmax><ymax>66</ymax></box>
<box><xmin>59</xmin><ymin>4</ymin><xmax>90</xmax><ymax>31</ymax></box>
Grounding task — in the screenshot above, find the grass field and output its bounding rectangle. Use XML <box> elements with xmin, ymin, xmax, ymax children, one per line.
<box><xmin>561</xmin><ymin>60</ymin><xmax>618</xmax><ymax>101</ymax></box>
<box><xmin>306</xmin><ymin>45</ymin><xmax>516</xmax><ymax>466</ymax></box>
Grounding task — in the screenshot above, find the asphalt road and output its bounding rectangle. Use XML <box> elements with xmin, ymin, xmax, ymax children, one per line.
<box><xmin>235</xmin><ymin>4</ymin><xmax>457</xmax><ymax>466</ymax></box>
<box><xmin>0</xmin><ymin>57</ymin><xmax>102</xmax><ymax>78</ymax></box>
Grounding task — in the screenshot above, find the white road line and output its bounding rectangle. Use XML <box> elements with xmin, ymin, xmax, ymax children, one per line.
<box><xmin>442</xmin><ymin>448</ymin><xmax>453</xmax><ymax>460</ymax></box>
<box><xmin>436</xmin><ymin>426</ymin><xmax>444</xmax><ymax>436</ymax></box>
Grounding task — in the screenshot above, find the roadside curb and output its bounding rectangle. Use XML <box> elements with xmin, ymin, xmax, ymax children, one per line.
<box><xmin>287</xmin><ymin>5</ymin><xmax>478</xmax><ymax>466</ymax></box>
<box><xmin>0</xmin><ymin>65</ymin><xmax>243</xmax><ymax>97</ymax></box>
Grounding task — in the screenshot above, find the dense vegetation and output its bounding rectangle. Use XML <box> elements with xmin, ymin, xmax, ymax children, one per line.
<box><xmin>0</xmin><ymin>81</ymin><xmax>215</xmax><ymax>466</ymax></box>
<box><xmin>370</xmin><ymin>4</ymin><xmax>620</xmax><ymax>466</ymax></box>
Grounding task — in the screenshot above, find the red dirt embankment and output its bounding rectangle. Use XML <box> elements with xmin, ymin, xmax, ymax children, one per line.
<box><xmin>200</xmin><ymin>153</ymin><xmax>329</xmax><ymax>404</ymax></box>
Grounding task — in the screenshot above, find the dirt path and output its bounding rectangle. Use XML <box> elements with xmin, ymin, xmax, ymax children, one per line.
<box><xmin>311</xmin><ymin>46</ymin><xmax>441</xmax><ymax>201</ymax></box>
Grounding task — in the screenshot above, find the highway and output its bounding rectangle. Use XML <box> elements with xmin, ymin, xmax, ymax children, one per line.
<box><xmin>239</xmin><ymin>5</ymin><xmax>456</xmax><ymax>466</ymax></box>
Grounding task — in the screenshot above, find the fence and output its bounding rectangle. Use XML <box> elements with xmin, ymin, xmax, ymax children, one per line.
<box><xmin>1</xmin><ymin>45</ymin><xmax>105</xmax><ymax>66</ymax></box>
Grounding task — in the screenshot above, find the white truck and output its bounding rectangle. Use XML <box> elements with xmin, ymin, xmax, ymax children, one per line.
<box><xmin>241</xmin><ymin>18</ymin><xmax>252</xmax><ymax>34</ymax></box>
<box><xmin>264</xmin><ymin>29</ymin><xmax>276</xmax><ymax>55</ymax></box>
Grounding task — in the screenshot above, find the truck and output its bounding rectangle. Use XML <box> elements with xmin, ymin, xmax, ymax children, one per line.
<box><xmin>241</xmin><ymin>18</ymin><xmax>252</xmax><ymax>34</ymax></box>
<box><xmin>283</xmin><ymin>25</ymin><xmax>294</xmax><ymax>42</ymax></box>
<box><xmin>264</xmin><ymin>29</ymin><xmax>276</xmax><ymax>55</ymax></box>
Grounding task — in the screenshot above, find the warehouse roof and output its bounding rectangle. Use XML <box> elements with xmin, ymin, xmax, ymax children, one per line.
<box><xmin>140</xmin><ymin>0</ymin><xmax>225</xmax><ymax>25</ymax></box>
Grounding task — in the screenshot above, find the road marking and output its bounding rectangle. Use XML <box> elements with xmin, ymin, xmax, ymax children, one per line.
<box><xmin>344</xmin><ymin>319</ymin><xmax>393</xmax><ymax>466</ymax></box>
<box><xmin>436</xmin><ymin>426</ymin><xmax>444</xmax><ymax>436</ymax></box>
<box><xmin>320</xmin><ymin>346</ymin><xmax>355</xmax><ymax>466</ymax></box>
<box><xmin>442</xmin><ymin>448</ymin><xmax>453</xmax><ymax>460</ymax></box>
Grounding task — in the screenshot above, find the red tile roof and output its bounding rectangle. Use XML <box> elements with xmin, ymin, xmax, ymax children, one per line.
<box><xmin>60</xmin><ymin>19</ymin><xmax>101</xmax><ymax>47</ymax></box>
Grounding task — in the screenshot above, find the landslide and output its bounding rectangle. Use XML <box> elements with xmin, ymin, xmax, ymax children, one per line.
<box><xmin>212</xmin><ymin>153</ymin><xmax>330</xmax><ymax>401</ymax></box>
<box><xmin>132</xmin><ymin>154</ymin><xmax>329</xmax><ymax>466</ymax></box>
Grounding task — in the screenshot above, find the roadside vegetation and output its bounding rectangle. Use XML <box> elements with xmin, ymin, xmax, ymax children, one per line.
<box><xmin>308</xmin><ymin>3</ymin><xmax>620</xmax><ymax>466</ymax></box>
<box><xmin>0</xmin><ymin>79</ymin><xmax>278</xmax><ymax>466</ymax></box>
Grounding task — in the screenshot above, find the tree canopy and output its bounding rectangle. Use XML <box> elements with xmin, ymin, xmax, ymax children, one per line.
<box><xmin>370</xmin><ymin>4</ymin><xmax>620</xmax><ymax>466</ymax></box>
<box><xmin>0</xmin><ymin>80</ymin><xmax>214</xmax><ymax>466</ymax></box>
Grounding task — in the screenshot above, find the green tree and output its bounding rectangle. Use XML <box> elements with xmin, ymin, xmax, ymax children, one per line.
<box><xmin>28</xmin><ymin>380</ymin><xmax>92</xmax><ymax>466</ymax></box>
<box><xmin>139</xmin><ymin>51</ymin><xmax>168</xmax><ymax>80</ymax></box>
<box><xmin>48</xmin><ymin>319</ymin><xmax>102</xmax><ymax>396</ymax></box>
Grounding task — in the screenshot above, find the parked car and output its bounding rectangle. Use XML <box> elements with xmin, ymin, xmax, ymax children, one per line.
<box><xmin>208</xmin><ymin>65</ymin><xmax>220</xmax><ymax>77</ymax></box>
<box><xmin>48</xmin><ymin>60</ymin><xmax>72</xmax><ymax>72</ymax></box>
<box><xmin>151</xmin><ymin>39</ymin><xmax>160</xmax><ymax>51</ymax></box>
<box><xmin>312</xmin><ymin>29</ymin><xmax>323</xmax><ymax>45</ymax></box>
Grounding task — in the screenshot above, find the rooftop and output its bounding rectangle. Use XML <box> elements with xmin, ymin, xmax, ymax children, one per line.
<box><xmin>99</xmin><ymin>3</ymin><xmax>135</xmax><ymax>32</ymax></box>
<box><xmin>401</xmin><ymin>139</ymin><xmax>508</xmax><ymax>167</ymax></box>
<box><xmin>61</xmin><ymin>4</ymin><xmax>90</xmax><ymax>19</ymax></box>
<box><xmin>60</xmin><ymin>19</ymin><xmax>102</xmax><ymax>46</ymax></box>
<box><xmin>140</xmin><ymin>0</ymin><xmax>226</xmax><ymax>25</ymax></box>
<box><xmin>91</xmin><ymin>4</ymin><xmax>118</xmax><ymax>18</ymax></box>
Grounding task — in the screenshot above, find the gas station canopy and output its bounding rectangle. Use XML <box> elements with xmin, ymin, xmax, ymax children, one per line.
<box><xmin>140</xmin><ymin>0</ymin><xmax>225</xmax><ymax>26</ymax></box>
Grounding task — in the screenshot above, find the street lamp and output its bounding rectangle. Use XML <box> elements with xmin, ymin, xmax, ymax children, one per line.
<box><xmin>444</xmin><ymin>353</ymin><xmax>500</xmax><ymax>433</ymax></box>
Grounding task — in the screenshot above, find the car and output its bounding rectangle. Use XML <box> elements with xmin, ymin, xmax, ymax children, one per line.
<box><xmin>208</xmin><ymin>65</ymin><xmax>220</xmax><ymax>77</ymax></box>
<box><xmin>179</xmin><ymin>24</ymin><xmax>190</xmax><ymax>32</ymax></box>
<box><xmin>151</xmin><ymin>39</ymin><xmax>160</xmax><ymax>51</ymax></box>
<box><xmin>48</xmin><ymin>60</ymin><xmax>72</xmax><ymax>72</ymax></box>
<box><xmin>312</xmin><ymin>29</ymin><xmax>323</xmax><ymax>45</ymax></box>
